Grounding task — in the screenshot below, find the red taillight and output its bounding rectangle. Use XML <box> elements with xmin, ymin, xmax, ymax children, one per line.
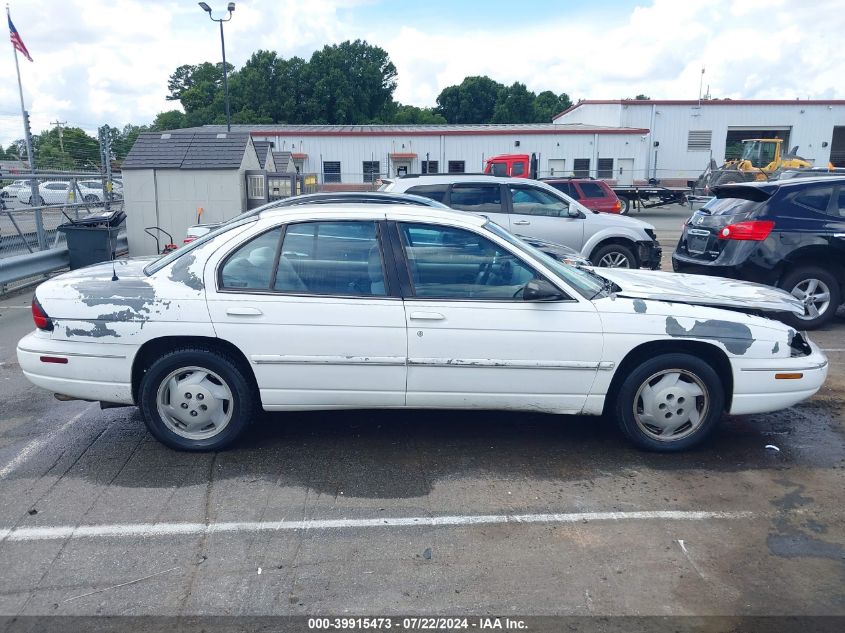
<box><xmin>717</xmin><ymin>220</ymin><xmax>774</xmax><ymax>241</ymax></box>
<box><xmin>32</xmin><ymin>297</ymin><xmax>53</xmax><ymax>331</ymax></box>
<box><xmin>183</xmin><ymin>237</ymin><xmax>196</xmax><ymax>244</ymax></box>
<box><xmin>612</xmin><ymin>200</ymin><xmax>622</xmax><ymax>212</ymax></box>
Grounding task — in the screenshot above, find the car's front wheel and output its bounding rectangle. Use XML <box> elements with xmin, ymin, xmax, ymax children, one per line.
<box><xmin>778</xmin><ymin>266</ymin><xmax>840</xmax><ymax>330</ymax></box>
<box><xmin>592</xmin><ymin>243</ymin><xmax>637</xmax><ymax>268</ymax></box>
<box><xmin>615</xmin><ymin>353</ymin><xmax>724</xmax><ymax>452</ymax></box>
<box><xmin>139</xmin><ymin>348</ymin><xmax>255</xmax><ymax>451</ymax></box>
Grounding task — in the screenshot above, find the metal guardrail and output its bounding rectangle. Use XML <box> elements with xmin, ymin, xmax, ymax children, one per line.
<box><xmin>0</xmin><ymin>232</ymin><xmax>127</xmax><ymax>290</ymax></box>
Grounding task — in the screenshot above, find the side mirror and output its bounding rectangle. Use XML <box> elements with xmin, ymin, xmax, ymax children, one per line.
<box><xmin>522</xmin><ymin>278</ymin><xmax>564</xmax><ymax>301</ymax></box>
<box><xmin>566</xmin><ymin>207</ymin><xmax>583</xmax><ymax>218</ymax></box>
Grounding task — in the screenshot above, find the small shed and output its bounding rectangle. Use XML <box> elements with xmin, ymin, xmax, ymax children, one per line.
<box><xmin>122</xmin><ymin>131</ymin><xmax>260</xmax><ymax>255</ymax></box>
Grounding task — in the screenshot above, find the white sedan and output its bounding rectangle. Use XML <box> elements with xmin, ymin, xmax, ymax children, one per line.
<box><xmin>17</xmin><ymin>204</ymin><xmax>828</xmax><ymax>452</ymax></box>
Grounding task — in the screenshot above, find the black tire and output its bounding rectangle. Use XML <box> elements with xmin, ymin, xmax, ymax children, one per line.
<box><xmin>28</xmin><ymin>195</ymin><xmax>43</xmax><ymax>206</ymax></box>
<box><xmin>139</xmin><ymin>347</ymin><xmax>255</xmax><ymax>451</ymax></box>
<box><xmin>615</xmin><ymin>353</ymin><xmax>724</xmax><ymax>452</ymax></box>
<box><xmin>777</xmin><ymin>266</ymin><xmax>841</xmax><ymax>330</ymax></box>
<box><xmin>619</xmin><ymin>196</ymin><xmax>631</xmax><ymax>215</ymax></box>
<box><xmin>83</xmin><ymin>194</ymin><xmax>98</xmax><ymax>203</ymax></box>
<box><xmin>591</xmin><ymin>242</ymin><xmax>637</xmax><ymax>268</ymax></box>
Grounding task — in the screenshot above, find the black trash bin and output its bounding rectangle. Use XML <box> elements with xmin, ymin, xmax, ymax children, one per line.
<box><xmin>58</xmin><ymin>210</ymin><xmax>126</xmax><ymax>270</ymax></box>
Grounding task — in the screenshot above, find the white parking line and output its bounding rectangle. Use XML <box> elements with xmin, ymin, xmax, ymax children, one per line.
<box><xmin>0</xmin><ymin>510</ymin><xmax>752</xmax><ymax>543</ymax></box>
<box><xmin>820</xmin><ymin>349</ymin><xmax>845</xmax><ymax>352</ymax></box>
<box><xmin>0</xmin><ymin>403</ymin><xmax>94</xmax><ymax>480</ymax></box>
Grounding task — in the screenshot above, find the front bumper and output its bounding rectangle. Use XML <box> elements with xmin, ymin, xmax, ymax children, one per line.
<box><xmin>637</xmin><ymin>240</ymin><xmax>662</xmax><ymax>270</ymax></box>
<box><xmin>729</xmin><ymin>339</ymin><xmax>828</xmax><ymax>415</ymax></box>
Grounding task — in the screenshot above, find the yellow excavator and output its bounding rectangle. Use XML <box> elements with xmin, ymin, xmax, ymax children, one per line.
<box><xmin>695</xmin><ymin>138</ymin><xmax>814</xmax><ymax>194</ymax></box>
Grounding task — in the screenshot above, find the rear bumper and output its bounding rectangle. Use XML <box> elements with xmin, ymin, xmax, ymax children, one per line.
<box><xmin>16</xmin><ymin>332</ymin><xmax>135</xmax><ymax>404</ymax></box>
<box><xmin>729</xmin><ymin>340</ymin><xmax>828</xmax><ymax>415</ymax></box>
<box><xmin>671</xmin><ymin>251</ymin><xmax>780</xmax><ymax>286</ymax></box>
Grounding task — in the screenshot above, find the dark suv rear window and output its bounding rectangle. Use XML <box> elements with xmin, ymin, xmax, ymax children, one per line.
<box><xmin>578</xmin><ymin>182</ymin><xmax>607</xmax><ymax>199</ymax></box>
<box><xmin>703</xmin><ymin>197</ymin><xmax>765</xmax><ymax>216</ymax></box>
<box><xmin>406</xmin><ymin>184</ymin><xmax>448</xmax><ymax>203</ymax></box>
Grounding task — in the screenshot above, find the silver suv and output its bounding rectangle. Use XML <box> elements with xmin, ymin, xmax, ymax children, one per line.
<box><xmin>382</xmin><ymin>174</ymin><xmax>661</xmax><ymax>268</ymax></box>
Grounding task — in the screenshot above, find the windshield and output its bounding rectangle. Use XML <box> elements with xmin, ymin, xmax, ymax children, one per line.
<box><xmin>484</xmin><ymin>222</ymin><xmax>604</xmax><ymax>299</ymax></box>
<box><xmin>741</xmin><ymin>140</ymin><xmax>777</xmax><ymax>168</ymax></box>
<box><xmin>143</xmin><ymin>215</ymin><xmax>257</xmax><ymax>275</ymax></box>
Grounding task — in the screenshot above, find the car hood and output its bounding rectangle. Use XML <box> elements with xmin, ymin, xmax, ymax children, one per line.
<box><xmin>591</xmin><ymin>268</ymin><xmax>803</xmax><ymax>314</ymax></box>
<box><xmin>581</xmin><ymin>207</ymin><xmax>654</xmax><ymax>232</ymax></box>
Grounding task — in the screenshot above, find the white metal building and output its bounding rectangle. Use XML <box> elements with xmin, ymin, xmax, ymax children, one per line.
<box><xmin>189</xmin><ymin>123</ymin><xmax>651</xmax><ymax>186</ymax></box>
<box><xmin>554</xmin><ymin>99</ymin><xmax>845</xmax><ymax>184</ymax></box>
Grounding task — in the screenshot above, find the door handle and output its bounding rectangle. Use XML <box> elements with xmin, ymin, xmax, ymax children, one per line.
<box><xmin>226</xmin><ymin>306</ymin><xmax>263</xmax><ymax>316</ymax></box>
<box><xmin>513</xmin><ymin>220</ymin><xmax>530</xmax><ymax>226</ymax></box>
<box><xmin>409</xmin><ymin>311</ymin><xmax>445</xmax><ymax>320</ymax></box>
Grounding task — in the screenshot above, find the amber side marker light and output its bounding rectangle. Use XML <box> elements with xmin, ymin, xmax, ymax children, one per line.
<box><xmin>40</xmin><ymin>356</ymin><xmax>68</xmax><ymax>364</ymax></box>
<box><xmin>775</xmin><ymin>373</ymin><xmax>803</xmax><ymax>380</ymax></box>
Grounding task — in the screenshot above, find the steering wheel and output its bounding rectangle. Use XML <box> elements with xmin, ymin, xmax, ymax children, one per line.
<box><xmin>475</xmin><ymin>252</ymin><xmax>499</xmax><ymax>286</ymax></box>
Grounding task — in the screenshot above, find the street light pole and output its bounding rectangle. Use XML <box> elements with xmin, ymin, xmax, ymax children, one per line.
<box><xmin>198</xmin><ymin>2</ymin><xmax>235</xmax><ymax>133</ymax></box>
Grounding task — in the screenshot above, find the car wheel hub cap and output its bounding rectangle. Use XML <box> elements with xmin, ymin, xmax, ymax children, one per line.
<box><xmin>633</xmin><ymin>369</ymin><xmax>709</xmax><ymax>442</ymax></box>
<box><xmin>599</xmin><ymin>252</ymin><xmax>630</xmax><ymax>268</ymax></box>
<box><xmin>790</xmin><ymin>279</ymin><xmax>831</xmax><ymax>321</ymax></box>
<box><xmin>156</xmin><ymin>366</ymin><xmax>233</xmax><ymax>440</ymax></box>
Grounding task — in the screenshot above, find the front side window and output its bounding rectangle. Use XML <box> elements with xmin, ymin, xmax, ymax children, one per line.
<box><xmin>449</xmin><ymin>184</ymin><xmax>504</xmax><ymax>214</ymax></box>
<box><xmin>508</xmin><ymin>185</ymin><xmax>569</xmax><ymax>217</ymax></box>
<box><xmin>399</xmin><ymin>223</ymin><xmax>537</xmax><ymax>300</ymax></box>
<box><xmin>277</xmin><ymin>221</ymin><xmax>386</xmax><ymax>296</ymax></box>
<box><xmin>512</xmin><ymin>161</ymin><xmax>526</xmax><ymax>176</ymax></box>
<box><xmin>220</xmin><ymin>227</ymin><xmax>283</xmax><ymax>290</ymax></box>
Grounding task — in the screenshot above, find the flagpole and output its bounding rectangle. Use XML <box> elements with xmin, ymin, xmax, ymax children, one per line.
<box><xmin>7</xmin><ymin>3</ymin><xmax>45</xmax><ymax>249</ymax></box>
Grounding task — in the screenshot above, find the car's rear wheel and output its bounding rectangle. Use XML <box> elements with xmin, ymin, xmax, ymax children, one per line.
<box><xmin>778</xmin><ymin>267</ymin><xmax>840</xmax><ymax>330</ymax></box>
<box><xmin>592</xmin><ymin>243</ymin><xmax>637</xmax><ymax>268</ymax></box>
<box><xmin>615</xmin><ymin>353</ymin><xmax>724</xmax><ymax>452</ymax></box>
<box><xmin>139</xmin><ymin>348</ymin><xmax>254</xmax><ymax>451</ymax></box>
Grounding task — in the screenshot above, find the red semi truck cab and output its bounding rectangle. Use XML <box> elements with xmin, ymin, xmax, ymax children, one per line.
<box><xmin>484</xmin><ymin>153</ymin><xmax>535</xmax><ymax>178</ymax></box>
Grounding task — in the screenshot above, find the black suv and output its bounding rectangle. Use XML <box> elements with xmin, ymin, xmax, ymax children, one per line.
<box><xmin>672</xmin><ymin>177</ymin><xmax>845</xmax><ymax>329</ymax></box>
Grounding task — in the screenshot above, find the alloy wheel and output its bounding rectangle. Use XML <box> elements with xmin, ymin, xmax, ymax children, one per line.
<box><xmin>790</xmin><ymin>278</ymin><xmax>831</xmax><ymax>321</ymax></box>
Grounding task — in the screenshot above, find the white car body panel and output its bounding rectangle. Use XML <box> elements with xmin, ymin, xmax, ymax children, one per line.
<box><xmin>16</xmin><ymin>204</ymin><xmax>827</xmax><ymax>425</ymax></box>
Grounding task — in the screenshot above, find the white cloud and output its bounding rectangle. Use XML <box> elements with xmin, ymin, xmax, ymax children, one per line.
<box><xmin>0</xmin><ymin>0</ymin><xmax>843</xmax><ymax>147</ymax></box>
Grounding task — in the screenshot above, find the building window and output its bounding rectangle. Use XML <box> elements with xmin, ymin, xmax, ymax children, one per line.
<box><xmin>687</xmin><ymin>130</ymin><xmax>712</xmax><ymax>151</ymax></box>
<box><xmin>573</xmin><ymin>159</ymin><xmax>590</xmax><ymax>178</ymax></box>
<box><xmin>597</xmin><ymin>158</ymin><xmax>614</xmax><ymax>179</ymax></box>
<box><xmin>362</xmin><ymin>161</ymin><xmax>380</xmax><ymax>183</ymax></box>
<box><xmin>422</xmin><ymin>160</ymin><xmax>439</xmax><ymax>174</ymax></box>
<box><xmin>247</xmin><ymin>175</ymin><xmax>265</xmax><ymax>200</ymax></box>
<box><xmin>323</xmin><ymin>161</ymin><xmax>341</xmax><ymax>183</ymax></box>
<box><xmin>448</xmin><ymin>160</ymin><xmax>465</xmax><ymax>174</ymax></box>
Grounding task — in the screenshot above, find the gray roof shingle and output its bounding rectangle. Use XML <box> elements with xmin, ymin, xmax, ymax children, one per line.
<box><xmin>252</xmin><ymin>140</ymin><xmax>271</xmax><ymax>168</ymax></box>
<box><xmin>122</xmin><ymin>132</ymin><xmax>251</xmax><ymax>170</ymax></box>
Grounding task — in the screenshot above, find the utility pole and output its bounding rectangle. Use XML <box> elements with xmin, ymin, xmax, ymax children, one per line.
<box><xmin>98</xmin><ymin>125</ymin><xmax>113</xmax><ymax>210</ymax></box>
<box><xmin>51</xmin><ymin>119</ymin><xmax>67</xmax><ymax>152</ymax></box>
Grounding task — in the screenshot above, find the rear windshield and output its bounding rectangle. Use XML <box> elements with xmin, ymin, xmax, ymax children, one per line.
<box><xmin>701</xmin><ymin>196</ymin><xmax>764</xmax><ymax>216</ymax></box>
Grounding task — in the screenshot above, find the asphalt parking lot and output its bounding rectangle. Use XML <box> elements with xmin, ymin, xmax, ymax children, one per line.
<box><xmin>0</xmin><ymin>203</ymin><xmax>843</xmax><ymax>619</ymax></box>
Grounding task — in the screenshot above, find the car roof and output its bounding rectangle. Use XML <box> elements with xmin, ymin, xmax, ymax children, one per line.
<box><xmin>393</xmin><ymin>173</ymin><xmax>526</xmax><ymax>184</ymax></box>
<box><xmin>721</xmin><ymin>175</ymin><xmax>845</xmax><ymax>190</ymax></box>
<box><xmin>256</xmin><ymin>202</ymin><xmax>487</xmax><ymax>227</ymax></box>
<box><xmin>270</xmin><ymin>191</ymin><xmax>448</xmax><ymax>208</ymax></box>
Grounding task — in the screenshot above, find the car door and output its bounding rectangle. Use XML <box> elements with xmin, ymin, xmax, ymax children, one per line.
<box><xmin>43</xmin><ymin>183</ymin><xmax>68</xmax><ymax>204</ymax></box>
<box><xmin>391</xmin><ymin>220</ymin><xmax>603</xmax><ymax>413</ymax></box>
<box><xmin>505</xmin><ymin>183</ymin><xmax>585</xmax><ymax>250</ymax></box>
<box><xmin>205</xmin><ymin>218</ymin><xmax>408</xmax><ymax>409</ymax></box>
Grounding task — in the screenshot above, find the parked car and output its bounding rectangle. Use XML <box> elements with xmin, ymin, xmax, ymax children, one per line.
<box><xmin>16</xmin><ymin>180</ymin><xmax>106</xmax><ymax>206</ymax></box>
<box><xmin>19</xmin><ymin>203</ymin><xmax>825</xmax><ymax>453</ymax></box>
<box><xmin>541</xmin><ymin>178</ymin><xmax>624</xmax><ymax>214</ymax></box>
<box><xmin>183</xmin><ymin>191</ymin><xmax>591</xmax><ymax>265</ymax></box>
<box><xmin>382</xmin><ymin>174</ymin><xmax>661</xmax><ymax>268</ymax></box>
<box><xmin>2</xmin><ymin>179</ymin><xmax>31</xmax><ymax>199</ymax></box>
<box><xmin>673</xmin><ymin>176</ymin><xmax>845</xmax><ymax>329</ymax></box>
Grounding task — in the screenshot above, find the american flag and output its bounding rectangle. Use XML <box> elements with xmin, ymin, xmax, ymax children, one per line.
<box><xmin>8</xmin><ymin>16</ymin><xmax>32</xmax><ymax>62</ymax></box>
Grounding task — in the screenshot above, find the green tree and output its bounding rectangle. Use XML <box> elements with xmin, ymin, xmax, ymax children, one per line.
<box><xmin>389</xmin><ymin>104</ymin><xmax>446</xmax><ymax>124</ymax></box>
<box><xmin>532</xmin><ymin>91</ymin><xmax>572</xmax><ymax>122</ymax></box>
<box><xmin>491</xmin><ymin>82</ymin><xmax>536</xmax><ymax>123</ymax></box>
<box><xmin>151</xmin><ymin>110</ymin><xmax>187</xmax><ymax>131</ymax></box>
<box><xmin>435</xmin><ymin>76</ymin><xmax>502</xmax><ymax>123</ymax></box>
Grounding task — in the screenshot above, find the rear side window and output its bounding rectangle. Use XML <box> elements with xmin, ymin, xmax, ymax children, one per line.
<box><xmin>406</xmin><ymin>185</ymin><xmax>448</xmax><ymax>203</ymax></box>
<box><xmin>578</xmin><ymin>182</ymin><xmax>607</xmax><ymax>199</ymax></box>
<box><xmin>547</xmin><ymin>182</ymin><xmax>577</xmax><ymax>198</ymax></box>
<box><xmin>793</xmin><ymin>187</ymin><xmax>833</xmax><ymax>213</ymax></box>
<box><xmin>449</xmin><ymin>184</ymin><xmax>504</xmax><ymax>214</ymax></box>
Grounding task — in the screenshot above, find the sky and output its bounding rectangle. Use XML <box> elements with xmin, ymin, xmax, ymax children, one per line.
<box><xmin>1</xmin><ymin>0</ymin><xmax>844</xmax><ymax>146</ymax></box>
